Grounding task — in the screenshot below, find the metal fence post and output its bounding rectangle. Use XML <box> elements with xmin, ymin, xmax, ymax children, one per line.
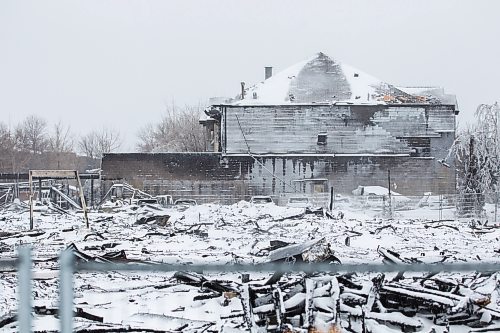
<box><xmin>439</xmin><ymin>194</ymin><xmax>443</xmax><ymax>221</ymax></box>
<box><xmin>59</xmin><ymin>250</ymin><xmax>74</xmax><ymax>333</ymax></box>
<box><xmin>495</xmin><ymin>191</ymin><xmax>498</xmax><ymax>223</ymax></box>
<box><xmin>18</xmin><ymin>247</ymin><xmax>32</xmax><ymax>333</ymax></box>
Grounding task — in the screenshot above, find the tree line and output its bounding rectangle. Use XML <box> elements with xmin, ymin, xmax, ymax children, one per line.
<box><xmin>0</xmin><ymin>105</ymin><xmax>205</xmax><ymax>173</ymax></box>
<box><xmin>0</xmin><ymin>115</ymin><xmax>122</xmax><ymax>173</ymax></box>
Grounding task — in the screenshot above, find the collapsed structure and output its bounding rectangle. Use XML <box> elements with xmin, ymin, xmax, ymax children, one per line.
<box><xmin>102</xmin><ymin>52</ymin><xmax>458</xmax><ymax>204</ymax></box>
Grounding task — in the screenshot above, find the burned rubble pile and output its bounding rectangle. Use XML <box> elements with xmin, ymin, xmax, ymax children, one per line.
<box><xmin>236</xmin><ymin>243</ymin><xmax>500</xmax><ymax>333</ymax></box>
<box><xmin>1</xmin><ymin>198</ymin><xmax>500</xmax><ymax>332</ymax></box>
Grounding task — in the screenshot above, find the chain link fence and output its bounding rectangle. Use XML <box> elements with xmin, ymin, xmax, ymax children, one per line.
<box><xmin>278</xmin><ymin>191</ymin><xmax>500</xmax><ymax>222</ymax></box>
<box><xmin>7</xmin><ymin>248</ymin><xmax>500</xmax><ymax>333</ymax></box>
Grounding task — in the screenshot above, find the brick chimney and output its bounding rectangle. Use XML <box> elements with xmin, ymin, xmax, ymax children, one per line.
<box><xmin>265</xmin><ymin>67</ymin><xmax>273</xmax><ymax>80</ymax></box>
<box><xmin>240</xmin><ymin>82</ymin><xmax>245</xmax><ymax>100</ymax></box>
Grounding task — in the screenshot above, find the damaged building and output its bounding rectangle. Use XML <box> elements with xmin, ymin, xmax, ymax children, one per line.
<box><xmin>101</xmin><ymin>52</ymin><xmax>458</xmax><ymax>204</ymax></box>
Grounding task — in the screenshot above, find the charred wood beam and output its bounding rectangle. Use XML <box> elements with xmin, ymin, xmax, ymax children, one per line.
<box><xmin>0</xmin><ymin>230</ymin><xmax>45</xmax><ymax>241</ymax></box>
<box><xmin>424</xmin><ymin>224</ymin><xmax>459</xmax><ymax>232</ymax></box>
<box><xmin>380</xmin><ymin>286</ymin><xmax>456</xmax><ymax>313</ymax></box>
<box><xmin>272</xmin><ymin>212</ymin><xmax>305</xmax><ymax>222</ymax></box>
<box><xmin>72</xmin><ymin>328</ymin><xmax>171</xmax><ymax>333</ymax></box>
<box><xmin>33</xmin><ymin>306</ymin><xmax>103</xmax><ymax>322</ymax></box>
<box><xmin>173</xmin><ymin>271</ymin><xmax>238</xmax><ymax>294</ymax></box>
<box><xmin>193</xmin><ymin>292</ymin><xmax>222</xmax><ymax>301</ymax></box>
<box><xmin>0</xmin><ymin>312</ymin><xmax>16</xmax><ymax>329</ymax></box>
<box><xmin>340</xmin><ymin>305</ymin><xmax>422</xmax><ymax>330</ymax></box>
<box><xmin>83</xmin><ymin>232</ymin><xmax>107</xmax><ymax>241</ymax></box>
<box><xmin>413</xmin><ymin>276</ymin><xmax>459</xmax><ymax>292</ymax></box>
<box><xmin>372</xmin><ymin>225</ymin><xmax>397</xmax><ymax>235</ymax></box>
<box><xmin>387</xmin><ymin>283</ymin><xmax>464</xmax><ymax>302</ymax></box>
<box><xmin>377</xmin><ymin>246</ymin><xmax>416</xmax><ymax>265</ymax></box>
<box><xmin>143</xmin><ymin>232</ymin><xmax>175</xmax><ymax>237</ymax></box>
<box><xmin>337</xmin><ymin>274</ymin><xmax>364</xmax><ymax>290</ymax></box>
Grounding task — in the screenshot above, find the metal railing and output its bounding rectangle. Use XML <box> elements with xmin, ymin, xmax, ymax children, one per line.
<box><xmin>6</xmin><ymin>247</ymin><xmax>500</xmax><ymax>332</ymax></box>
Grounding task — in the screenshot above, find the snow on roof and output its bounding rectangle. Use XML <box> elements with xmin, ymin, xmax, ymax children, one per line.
<box><xmin>240</xmin><ymin>56</ymin><xmax>314</xmax><ymax>106</ymax></box>
<box><xmin>229</xmin><ymin>52</ymin><xmax>455</xmax><ymax>106</ymax></box>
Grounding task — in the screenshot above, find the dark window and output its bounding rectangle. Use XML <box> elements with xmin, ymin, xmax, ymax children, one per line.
<box><xmin>317</xmin><ymin>133</ymin><xmax>327</xmax><ymax>145</ymax></box>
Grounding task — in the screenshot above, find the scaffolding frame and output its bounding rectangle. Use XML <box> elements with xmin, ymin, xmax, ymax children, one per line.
<box><xmin>28</xmin><ymin>170</ymin><xmax>89</xmax><ymax>229</ymax></box>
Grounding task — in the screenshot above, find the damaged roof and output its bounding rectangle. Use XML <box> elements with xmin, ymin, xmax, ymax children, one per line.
<box><xmin>232</xmin><ymin>52</ymin><xmax>457</xmax><ymax>107</ymax></box>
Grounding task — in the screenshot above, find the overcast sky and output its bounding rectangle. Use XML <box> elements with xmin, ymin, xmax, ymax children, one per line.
<box><xmin>1</xmin><ymin>0</ymin><xmax>499</xmax><ymax>151</ymax></box>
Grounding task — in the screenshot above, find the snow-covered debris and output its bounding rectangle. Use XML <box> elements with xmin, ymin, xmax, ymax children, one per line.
<box><xmin>1</xmin><ymin>201</ymin><xmax>500</xmax><ymax>331</ymax></box>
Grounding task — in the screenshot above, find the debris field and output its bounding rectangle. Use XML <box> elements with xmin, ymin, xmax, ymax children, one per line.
<box><xmin>1</xmin><ymin>200</ymin><xmax>500</xmax><ymax>333</ymax></box>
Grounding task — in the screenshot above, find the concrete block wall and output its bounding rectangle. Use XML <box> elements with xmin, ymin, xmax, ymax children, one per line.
<box><xmin>241</xmin><ymin>155</ymin><xmax>455</xmax><ymax>196</ymax></box>
<box><xmin>222</xmin><ymin>104</ymin><xmax>455</xmax><ymax>156</ymax></box>
<box><xmin>101</xmin><ymin>153</ymin><xmax>456</xmax><ymax>204</ymax></box>
<box><xmin>101</xmin><ymin>153</ymin><xmax>253</xmax><ymax>204</ymax></box>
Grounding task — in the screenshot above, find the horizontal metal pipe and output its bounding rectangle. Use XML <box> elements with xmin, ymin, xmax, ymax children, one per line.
<box><xmin>75</xmin><ymin>261</ymin><xmax>497</xmax><ymax>274</ymax></box>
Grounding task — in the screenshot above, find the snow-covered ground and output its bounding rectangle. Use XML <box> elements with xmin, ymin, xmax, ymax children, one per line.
<box><xmin>1</xmin><ymin>201</ymin><xmax>500</xmax><ymax>332</ymax></box>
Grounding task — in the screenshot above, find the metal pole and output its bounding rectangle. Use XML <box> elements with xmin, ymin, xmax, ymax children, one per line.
<box><xmin>329</xmin><ymin>187</ymin><xmax>334</xmax><ymax>211</ymax></box>
<box><xmin>29</xmin><ymin>171</ymin><xmax>33</xmax><ymax>230</ymax></box>
<box><xmin>387</xmin><ymin>170</ymin><xmax>392</xmax><ymax>217</ymax></box>
<box><xmin>59</xmin><ymin>250</ymin><xmax>74</xmax><ymax>333</ymax></box>
<box><xmin>90</xmin><ymin>178</ymin><xmax>94</xmax><ymax>209</ymax></box>
<box><xmin>38</xmin><ymin>178</ymin><xmax>42</xmax><ymax>203</ymax></box>
<box><xmin>18</xmin><ymin>247</ymin><xmax>32</xmax><ymax>333</ymax></box>
<box><xmin>15</xmin><ymin>173</ymin><xmax>19</xmax><ymax>198</ymax></box>
<box><xmin>387</xmin><ymin>170</ymin><xmax>391</xmax><ymax>197</ymax></box>
<box><xmin>439</xmin><ymin>194</ymin><xmax>443</xmax><ymax>221</ymax></box>
<box><xmin>495</xmin><ymin>191</ymin><xmax>498</xmax><ymax>223</ymax></box>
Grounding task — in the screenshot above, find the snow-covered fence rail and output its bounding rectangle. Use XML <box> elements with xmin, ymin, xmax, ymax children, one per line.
<box><xmin>9</xmin><ymin>247</ymin><xmax>500</xmax><ymax>332</ymax></box>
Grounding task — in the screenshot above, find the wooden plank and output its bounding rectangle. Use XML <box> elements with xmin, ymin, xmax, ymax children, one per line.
<box><xmin>30</xmin><ymin>170</ymin><xmax>77</xmax><ymax>179</ymax></box>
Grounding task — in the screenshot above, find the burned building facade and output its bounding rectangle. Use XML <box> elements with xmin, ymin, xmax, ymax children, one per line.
<box><xmin>102</xmin><ymin>52</ymin><xmax>458</xmax><ymax>203</ymax></box>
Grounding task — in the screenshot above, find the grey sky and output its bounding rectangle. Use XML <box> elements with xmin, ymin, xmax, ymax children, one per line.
<box><xmin>1</xmin><ymin>0</ymin><xmax>499</xmax><ymax>151</ymax></box>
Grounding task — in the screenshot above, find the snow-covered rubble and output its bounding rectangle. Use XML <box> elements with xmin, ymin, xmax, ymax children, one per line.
<box><xmin>1</xmin><ymin>201</ymin><xmax>500</xmax><ymax>332</ymax></box>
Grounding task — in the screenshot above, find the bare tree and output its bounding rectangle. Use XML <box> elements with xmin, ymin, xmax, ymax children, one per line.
<box><xmin>96</xmin><ymin>127</ymin><xmax>121</xmax><ymax>156</ymax></box>
<box><xmin>21</xmin><ymin>115</ymin><xmax>48</xmax><ymax>154</ymax></box>
<box><xmin>136</xmin><ymin>123</ymin><xmax>160</xmax><ymax>152</ymax></box>
<box><xmin>78</xmin><ymin>131</ymin><xmax>98</xmax><ymax>159</ymax></box>
<box><xmin>48</xmin><ymin>120</ymin><xmax>73</xmax><ymax>153</ymax></box>
<box><xmin>136</xmin><ymin>104</ymin><xmax>205</xmax><ymax>152</ymax></box>
<box><xmin>0</xmin><ymin>121</ymin><xmax>32</xmax><ymax>172</ymax></box>
<box><xmin>79</xmin><ymin>127</ymin><xmax>122</xmax><ymax>159</ymax></box>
